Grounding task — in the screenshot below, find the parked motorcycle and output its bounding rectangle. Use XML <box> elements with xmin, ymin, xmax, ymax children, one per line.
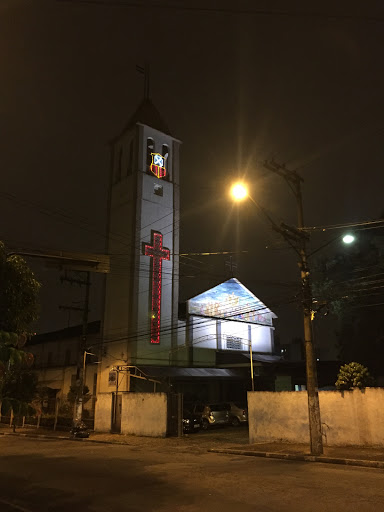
<box><xmin>70</xmin><ymin>420</ymin><xmax>90</xmax><ymax>439</ymax></box>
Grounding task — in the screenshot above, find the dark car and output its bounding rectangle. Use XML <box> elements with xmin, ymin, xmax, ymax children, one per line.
<box><xmin>183</xmin><ymin>409</ymin><xmax>201</xmax><ymax>433</ymax></box>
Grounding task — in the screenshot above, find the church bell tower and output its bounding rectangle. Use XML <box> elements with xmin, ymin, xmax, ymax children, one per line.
<box><xmin>100</xmin><ymin>99</ymin><xmax>181</xmax><ymax>391</ymax></box>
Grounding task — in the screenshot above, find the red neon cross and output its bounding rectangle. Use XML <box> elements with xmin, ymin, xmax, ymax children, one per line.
<box><xmin>143</xmin><ymin>232</ymin><xmax>170</xmax><ymax>344</ymax></box>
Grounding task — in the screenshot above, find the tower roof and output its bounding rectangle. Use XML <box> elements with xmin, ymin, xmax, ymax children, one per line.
<box><xmin>120</xmin><ymin>98</ymin><xmax>172</xmax><ymax>137</ymax></box>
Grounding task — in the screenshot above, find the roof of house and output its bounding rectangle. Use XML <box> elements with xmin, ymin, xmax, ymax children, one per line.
<box><xmin>27</xmin><ymin>320</ymin><xmax>101</xmax><ymax>345</ymax></box>
<box><xmin>187</xmin><ymin>277</ymin><xmax>277</xmax><ymax>325</ymax></box>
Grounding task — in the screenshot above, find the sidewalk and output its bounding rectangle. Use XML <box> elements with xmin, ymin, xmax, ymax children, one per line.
<box><xmin>1</xmin><ymin>424</ymin><xmax>384</xmax><ymax>469</ymax></box>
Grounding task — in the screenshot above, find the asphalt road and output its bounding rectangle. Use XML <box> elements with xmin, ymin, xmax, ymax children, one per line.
<box><xmin>1</xmin><ymin>437</ymin><xmax>384</xmax><ymax>512</ymax></box>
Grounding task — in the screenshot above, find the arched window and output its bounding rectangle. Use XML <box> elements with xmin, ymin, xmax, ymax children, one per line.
<box><xmin>115</xmin><ymin>147</ymin><xmax>123</xmax><ymax>183</ymax></box>
<box><xmin>146</xmin><ymin>138</ymin><xmax>154</xmax><ymax>172</ymax></box>
<box><xmin>127</xmin><ymin>139</ymin><xmax>134</xmax><ymax>176</ymax></box>
<box><xmin>162</xmin><ymin>144</ymin><xmax>169</xmax><ymax>180</ymax></box>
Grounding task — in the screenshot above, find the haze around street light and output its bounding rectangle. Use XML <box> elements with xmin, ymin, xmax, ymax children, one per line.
<box><xmin>231</xmin><ymin>183</ymin><xmax>248</xmax><ymax>201</ymax></box>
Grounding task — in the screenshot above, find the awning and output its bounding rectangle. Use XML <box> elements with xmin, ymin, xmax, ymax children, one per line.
<box><xmin>243</xmin><ymin>354</ymin><xmax>283</xmax><ymax>363</ymax></box>
<box><xmin>137</xmin><ymin>366</ymin><xmax>243</xmax><ymax>379</ymax></box>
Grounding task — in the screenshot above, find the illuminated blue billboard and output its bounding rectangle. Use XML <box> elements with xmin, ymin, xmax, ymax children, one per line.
<box><xmin>188</xmin><ymin>278</ymin><xmax>276</xmax><ymax>326</ymax></box>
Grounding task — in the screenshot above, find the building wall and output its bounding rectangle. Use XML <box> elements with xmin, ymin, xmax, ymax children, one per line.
<box><xmin>28</xmin><ymin>334</ymin><xmax>98</xmax><ymax>394</ymax></box>
<box><xmin>101</xmin><ymin>121</ymin><xmax>181</xmax><ymax>380</ymax></box>
<box><xmin>248</xmin><ymin>388</ymin><xmax>384</xmax><ymax>447</ymax></box>
<box><xmin>189</xmin><ymin>316</ymin><xmax>273</xmax><ymax>353</ymax></box>
<box><xmin>121</xmin><ymin>392</ymin><xmax>167</xmax><ymax>437</ymax></box>
<box><xmin>94</xmin><ymin>392</ymin><xmax>113</xmax><ymax>432</ymax></box>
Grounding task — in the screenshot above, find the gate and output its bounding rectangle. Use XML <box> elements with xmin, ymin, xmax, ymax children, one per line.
<box><xmin>111</xmin><ymin>393</ymin><xmax>122</xmax><ymax>433</ymax></box>
<box><xmin>167</xmin><ymin>393</ymin><xmax>183</xmax><ymax>437</ymax></box>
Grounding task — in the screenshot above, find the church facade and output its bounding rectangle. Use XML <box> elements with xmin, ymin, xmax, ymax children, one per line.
<box><xmin>96</xmin><ymin>99</ymin><xmax>278</xmax><ymax>402</ymax></box>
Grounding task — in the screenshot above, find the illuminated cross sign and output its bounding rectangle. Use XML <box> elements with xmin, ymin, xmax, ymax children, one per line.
<box><xmin>143</xmin><ymin>232</ymin><xmax>170</xmax><ymax>344</ymax></box>
<box><xmin>150</xmin><ymin>152</ymin><xmax>167</xmax><ymax>179</ymax></box>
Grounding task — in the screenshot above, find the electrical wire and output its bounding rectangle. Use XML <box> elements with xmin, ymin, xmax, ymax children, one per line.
<box><xmin>56</xmin><ymin>0</ymin><xmax>384</xmax><ymax>24</ymax></box>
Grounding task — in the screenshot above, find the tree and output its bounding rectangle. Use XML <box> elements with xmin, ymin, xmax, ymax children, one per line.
<box><xmin>0</xmin><ymin>242</ymin><xmax>41</xmax><ymax>424</ymax></box>
<box><xmin>312</xmin><ymin>226</ymin><xmax>384</xmax><ymax>377</ymax></box>
<box><xmin>335</xmin><ymin>362</ymin><xmax>373</xmax><ymax>390</ymax></box>
<box><xmin>0</xmin><ymin>242</ymin><xmax>41</xmax><ymax>335</ymax></box>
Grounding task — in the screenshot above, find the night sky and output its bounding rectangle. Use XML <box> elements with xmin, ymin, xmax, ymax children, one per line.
<box><xmin>2</xmin><ymin>1</ymin><xmax>384</xmax><ymax>356</ymax></box>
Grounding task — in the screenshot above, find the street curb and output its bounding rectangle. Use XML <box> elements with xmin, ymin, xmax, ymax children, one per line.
<box><xmin>0</xmin><ymin>431</ymin><xmax>145</xmax><ymax>446</ymax></box>
<box><xmin>208</xmin><ymin>448</ymin><xmax>384</xmax><ymax>469</ymax></box>
<box><xmin>0</xmin><ymin>432</ymin><xmax>69</xmax><ymax>441</ymax></box>
<box><xmin>3</xmin><ymin>431</ymin><xmax>384</xmax><ymax>469</ymax></box>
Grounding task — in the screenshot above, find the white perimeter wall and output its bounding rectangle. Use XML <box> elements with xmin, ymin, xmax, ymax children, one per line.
<box><xmin>121</xmin><ymin>393</ymin><xmax>168</xmax><ymax>437</ymax></box>
<box><xmin>248</xmin><ymin>388</ymin><xmax>384</xmax><ymax>447</ymax></box>
<box><xmin>94</xmin><ymin>393</ymin><xmax>112</xmax><ymax>432</ymax></box>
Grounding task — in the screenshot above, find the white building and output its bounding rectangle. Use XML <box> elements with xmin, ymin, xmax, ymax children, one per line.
<box><xmin>180</xmin><ymin>278</ymin><xmax>277</xmax><ymax>368</ymax></box>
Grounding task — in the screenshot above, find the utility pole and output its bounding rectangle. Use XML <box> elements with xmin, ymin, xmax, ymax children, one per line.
<box><xmin>264</xmin><ymin>159</ymin><xmax>323</xmax><ymax>455</ymax></box>
<box><xmin>60</xmin><ymin>270</ymin><xmax>91</xmax><ymax>422</ymax></box>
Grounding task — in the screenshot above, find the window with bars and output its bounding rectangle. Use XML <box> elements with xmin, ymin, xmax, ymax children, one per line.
<box><xmin>226</xmin><ymin>336</ymin><xmax>243</xmax><ymax>350</ymax></box>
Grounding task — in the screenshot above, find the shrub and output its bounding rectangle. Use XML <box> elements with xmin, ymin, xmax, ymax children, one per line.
<box><xmin>335</xmin><ymin>362</ymin><xmax>373</xmax><ymax>390</ymax></box>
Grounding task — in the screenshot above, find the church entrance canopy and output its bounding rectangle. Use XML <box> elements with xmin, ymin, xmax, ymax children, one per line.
<box><xmin>138</xmin><ymin>366</ymin><xmax>243</xmax><ymax>380</ymax></box>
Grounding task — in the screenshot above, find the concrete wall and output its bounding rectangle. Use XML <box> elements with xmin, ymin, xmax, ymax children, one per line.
<box><xmin>94</xmin><ymin>393</ymin><xmax>113</xmax><ymax>432</ymax></box>
<box><xmin>248</xmin><ymin>388</ymin><xmax>384</xmax><ymax>447</ymax></box>
<box><xmin>121</xmin><ymin>393</ymin><xmax>167</xmax><ymax>437</ymax></box>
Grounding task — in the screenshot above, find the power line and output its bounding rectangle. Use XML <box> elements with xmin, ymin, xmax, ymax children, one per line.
<box><xmin>303</xmin><ymin>219</ymin><xmax>384</xmax><ymax>232</ymax></box>
<box><xmin>56</xmin><ymin>0</ymin><xmax>384</xmax><ymax>24</ymax></box>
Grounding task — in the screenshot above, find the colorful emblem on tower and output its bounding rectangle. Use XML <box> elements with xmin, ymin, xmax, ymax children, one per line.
<box><xmin>143</xmin><ymin>231</ymin><xmax>170</xmax><ymax>344</ymax></box>
<box><xmin>150</xmin><ymin>153</ymin><xmax>167</xmax><ymax>179</ymax></box>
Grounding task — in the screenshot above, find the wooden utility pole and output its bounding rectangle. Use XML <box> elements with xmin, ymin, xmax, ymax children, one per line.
<box><xmin>264</xmin><ymin>159</ymin><xmax>323</xmax><ymax>456</ymax></box>
<box><xmin>60</xmin><ymin>271</ymin><xmax>91</xmax><ymax>422</ymax></box>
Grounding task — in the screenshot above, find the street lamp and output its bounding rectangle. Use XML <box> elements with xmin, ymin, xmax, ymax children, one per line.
<box><xmin>231</xmin><ymin>167</ymin><xmax>323</xmax><ymax>456</ymax></box>
<box><xmin>342</xmin><ymin>234</ymin><xmax>355</xmax><ymax>244</ymax></box>
<box><xmin>231</xmin><ymin>183</ymin><xmax>248</xmax><ymax>201</ymax></box>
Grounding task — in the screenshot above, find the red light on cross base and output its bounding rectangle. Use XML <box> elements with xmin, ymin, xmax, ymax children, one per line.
<box><xmin>143</xmin><ymin>232</ymin><xmax>170</xmax><ymax>344</ymax></box>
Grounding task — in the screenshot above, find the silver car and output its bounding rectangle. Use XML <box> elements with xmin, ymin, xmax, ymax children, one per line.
<box><xmin>193</xmin><ymin>403</ymin><xmax>230</xmax><ymax>430</ymax></box>
<box><xmin>228</xmin><ymin>402</ymin><xmax>248</xmax><ymax>426</ymax></box>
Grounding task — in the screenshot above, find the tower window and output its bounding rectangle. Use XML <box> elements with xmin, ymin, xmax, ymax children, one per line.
<box><xmin>146</xmin><ymin>138</ymin><xmax>154</xmax><ymax>171</ymax></box>
<box><xmin>115</xmin><ymin>147</ymin><xmax>123</xmax><ymax>183</ymax></box>
<box><xmin>154</xmin><ymin>184</ymin><xmax>163</xmax><ymax>197</ymax></box>
<box><xmin>162</xmin><ymin>144</ymin><xmax>169</xmax><ymax>160</ymax></box>
<box><xmin>162</xmin><ymin>144</ymin><xmax>169</xmax><ymax>179</ymax></box>
<box><xmin>127</xmin><ymin>139</ymin><xmax>134</xmax><ymax>176</ymax></box>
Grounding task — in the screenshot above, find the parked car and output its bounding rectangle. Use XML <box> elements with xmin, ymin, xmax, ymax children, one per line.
<box><xmin>192</xmin><ymin>403</ymin><xmax>230</xmax><ymax>430</ymax></box>
<box><xmin>228</xmin><ymin>402</ymin><xmax>248</xmax><ymax>426</ymax></box>
<box><xmin>183</xmin><ymin>409</ymin><xmax>201</xmax><ymax>433</ymax></box>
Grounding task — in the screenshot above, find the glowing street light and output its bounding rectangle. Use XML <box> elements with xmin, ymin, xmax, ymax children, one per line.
<box><xmin>231</xmin><ymin>182</ymin><xmax>248</xmax><ymax>201</ymax></box>
<box><xmin>342</xmin><ymin>234</ymin><xmax>355</xmax><ymax>244</ymax></box>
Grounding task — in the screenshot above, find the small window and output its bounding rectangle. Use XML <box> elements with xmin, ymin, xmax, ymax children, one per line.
<box><xmin>146</xmin><ymin>138</ymin><xmax>154</xmax><ymax>169</ymax></box>
<box><xmin>226</xmin><ymin>336</ymin><xmax>242</xmax><ymax>350</ymax></box>
<box><xmin>154</xmin><ymin>184</ymin><xmax>163</xmax><ymax>197</ymax></box>
<box><xmin>162</xmin><ymin>144</ymin><xmax>169</xmax><ymax>160</ymax></box>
